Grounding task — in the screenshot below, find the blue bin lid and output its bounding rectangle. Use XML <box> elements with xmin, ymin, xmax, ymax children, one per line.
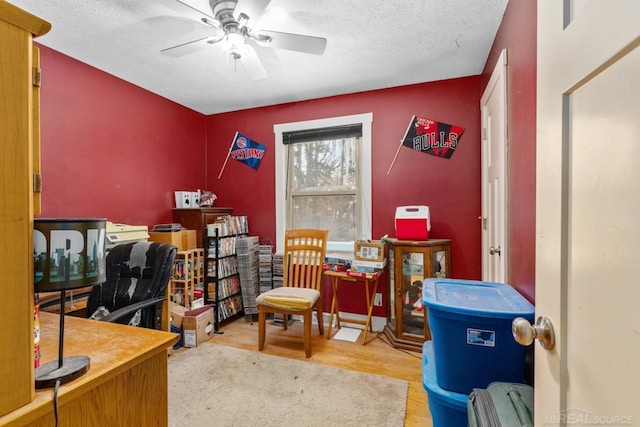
<box><xmin>422</xmin><ymin>279</ymin><xmax>534</xmax><ymax>319</ymax></box>
<box><xmin>422</xmin><ymin>341</ymin><xmax>469</xmax><ymax>403</ymax></box>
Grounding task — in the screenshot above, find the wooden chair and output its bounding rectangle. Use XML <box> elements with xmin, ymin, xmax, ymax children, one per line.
<box><xmin>257</xmin><ymin>229</ymin><xmax>328</xmax><ymax>357</ymax></box>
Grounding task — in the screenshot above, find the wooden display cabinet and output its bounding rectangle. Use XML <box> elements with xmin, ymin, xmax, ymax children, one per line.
<box><xmin>0</xmin><ymin>2</ymin><xmax>50</xmax><ymax>416</ymax></box>
<box><xmin>170</xmin><ymin>248</ymin><xmax>204</xmax><ymax>309</ymax></box>
<box><xmin>173</xmin><ymin>207</ymin><xmax>233</xmax><ymax>249</ymax></box>
<box><xmin>383</xmin><ymin>238</ymin><xmax>451</xmax><ymax>351</ymax></box>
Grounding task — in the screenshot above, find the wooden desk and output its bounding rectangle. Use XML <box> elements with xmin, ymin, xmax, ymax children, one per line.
<box><xmin>324</xmin><ymin>270</ymin><xmax>381</xmax><ymax>345</ymax></box>
<box><xmin>0</xmin><ymin>312</ymin><xmax>177</xmax><ymax>426</ymax></box>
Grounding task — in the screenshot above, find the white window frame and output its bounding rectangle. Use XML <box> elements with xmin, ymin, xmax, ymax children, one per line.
<box><xmin>274</xmin><ymin>113</ymin><xmax>373</xmax><ymax>255</ymax></box>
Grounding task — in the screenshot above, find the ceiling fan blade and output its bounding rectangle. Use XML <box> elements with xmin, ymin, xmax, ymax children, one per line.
<box><xmin>238</xmin><ymin>44</ymin><xmax>268</xmax><ymax>81</ymax></box>
<box><xmin>175</xmin><ymin>0</ymin><xmax>216</xmax><ymax>20</ymax></box>
<box><xmin>234</xmin><ymin>0</ymin><xmax>271</xmax><ymax>27</ymax></box>
<box><xmin>253</xmin><ymin>30</ymin><xmax>327</xmax><ymax>55</ymax></box>
<box><xmin>161</xmin><ymin>36</ymin><xmax>223</xmax><ymax>57</ymax></box>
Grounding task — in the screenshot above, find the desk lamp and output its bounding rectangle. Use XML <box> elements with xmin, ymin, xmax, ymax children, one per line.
<box><xmin>33</xmin><ymin>218</ymin><xmax>106</xmax><ymax>388</ymax></box>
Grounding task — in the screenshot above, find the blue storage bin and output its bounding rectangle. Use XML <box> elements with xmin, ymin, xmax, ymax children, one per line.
<box><xmin>422</xmin><ymin>279</ymin><xmax>535</xmax><ymax>395</ymax></box>
<box><xmin>422</xmin><ymin>341</ymin><xmax>468</xmax><ymax>427</ymax></box>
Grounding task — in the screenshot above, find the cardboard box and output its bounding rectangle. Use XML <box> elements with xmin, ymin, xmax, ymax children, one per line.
<box><xmin>170</xmin><ymin>301</ymin><xmax>188</xmax><ymax>329</ymax></box>
<box><xmin>354</xmin><ymin>241</ymin><xmax>385</xmax><ymax>262</ymax></box>
<box><xmin>182</xmin><ymin>305</ymin><xmax>214</xmax><ymax>348</ymax></box>
<box><xmin>148</xmin><ymin>230</ymin><xmax>197</xmax><ymax>250</ymax></box>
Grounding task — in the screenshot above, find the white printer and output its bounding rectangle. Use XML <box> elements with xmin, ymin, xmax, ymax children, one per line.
<box><xmin>105</xmin><ymin>221</ymin><xmax>150</xmax><ymax>251</ymax></box>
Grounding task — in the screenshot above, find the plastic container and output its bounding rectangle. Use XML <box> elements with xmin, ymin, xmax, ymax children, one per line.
<box><xmin>395</xmin><ymin>206</ymin><xmax>430</xmax><ymax>240</ymax></box>
<box><xmin>422</xmin><ymin>341</ymin><xmax>468</xmax><ymax>427</ymax></box>
<box><xmin>422</xmin><ymin>278</ymin><xmax>535</xmax><ymax>394</ymax></box>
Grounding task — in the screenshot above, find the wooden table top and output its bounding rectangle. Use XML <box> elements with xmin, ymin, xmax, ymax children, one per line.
<box><xmin>0</xmin><ymin>312</ymin><xmax>177</xmax><ymax>425</ymax></box>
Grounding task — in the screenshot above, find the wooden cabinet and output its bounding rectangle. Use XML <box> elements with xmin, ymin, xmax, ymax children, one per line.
<box><xmin>384</xmin><ymin>238</ymin><xmax>451</xmax><ymax>352</ymax></box>
<box><xmin>173</xmin><ymin>207</ymin><xmax>233</xmax><ymax>249</ymax></box>
<box><xmin>170</xmin><ymin>248</ymin><xmax>204</xmax><ymax>309</ymax></box>
<box><xmin>0</xmin><ymin>3</ymin><xmax>50</xmax><ymax>416</ymax></box>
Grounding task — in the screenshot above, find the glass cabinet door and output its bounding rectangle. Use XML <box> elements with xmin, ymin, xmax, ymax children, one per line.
<box><xmin>398</xmin><ymin>249</ymin><xmax>427</xmax><ymax>338</ymax></box>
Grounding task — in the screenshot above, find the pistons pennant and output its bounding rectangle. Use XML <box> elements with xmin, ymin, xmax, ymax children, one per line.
<box><xmin>229</xmin><ymin>132</ymin><xmax>266</xmax><ymax>170</ymax></box>
<box><xmin>401</xmin><ymin>116</ymin><xmax>465</xmax><ymax>159</ymax></box>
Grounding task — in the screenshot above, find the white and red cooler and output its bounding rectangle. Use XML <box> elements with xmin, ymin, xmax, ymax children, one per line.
<box><xmin>395</xmin><ymin>205</ymin><xmax>430</xmax><ymax>240</ymax></box>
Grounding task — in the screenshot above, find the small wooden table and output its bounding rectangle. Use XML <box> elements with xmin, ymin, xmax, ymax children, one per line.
<box><xmin>324</xmin><ymin>270</ymin><xmax>382</xmax><ymax>345</ymax></box>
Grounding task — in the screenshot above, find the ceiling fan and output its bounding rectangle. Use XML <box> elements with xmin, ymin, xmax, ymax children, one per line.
<box><xmin>161</xmin><ymin>0</ymin><xmax>327</xmax><ymax>81</ymax></box>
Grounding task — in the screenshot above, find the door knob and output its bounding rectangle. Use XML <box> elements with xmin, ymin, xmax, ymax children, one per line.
<box><xmin>512</xmin><ymin>316</ymin><xmax>555</xmax><ymax>350</ymax></box>
<box><xmin>489</xmin><ymin>246</ymin><xmax>501</xmax><ymax>255</ymax></box>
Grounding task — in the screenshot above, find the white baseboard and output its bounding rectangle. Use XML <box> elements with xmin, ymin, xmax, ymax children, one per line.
<box><xmin>306</xmin><ymin>312</ymin><xmax>386</xmax><ymax>332</ymax></box>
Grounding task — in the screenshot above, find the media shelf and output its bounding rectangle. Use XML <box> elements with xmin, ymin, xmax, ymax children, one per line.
<box><xmin>204</xmin><ymin>216</ymin><xmax>249</xmax><ymax>332</ymax></box>
<box><xmin>170</xmin><ymin>248</ymin><xmax>204</xmax><ymax>309</ymax></box>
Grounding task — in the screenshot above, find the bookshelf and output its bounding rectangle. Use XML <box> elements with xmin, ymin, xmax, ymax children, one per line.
<box><xmin>170</xmin><ymin>248</ymin><xmax>204</xmax><ymax>309</ymax></box>
<box><xmin>204</xmin><ymin>216</ymin><xmax>249</xmax><ymax>331</ymax></box>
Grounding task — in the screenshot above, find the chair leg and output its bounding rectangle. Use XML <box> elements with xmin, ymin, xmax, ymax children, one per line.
<box><xmin>303</xmin><ymin>310</ymin><xmax>312</xmax><ymax>358</ymax></box>
<box><xmin>316</xmin><ymin>304</ymin><xmax>324</xmax><ymax>336</ymax></box>
<box><xmin>258</xmin><ymin>307</ymin><xmax>266</xmax><ymax>351</ymax></box>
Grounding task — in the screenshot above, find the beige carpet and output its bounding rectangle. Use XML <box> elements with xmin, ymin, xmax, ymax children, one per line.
<box><xmin>168</xmin><ymin>343</ymin><xmax>408</xmax><ymax>426</ymax></box>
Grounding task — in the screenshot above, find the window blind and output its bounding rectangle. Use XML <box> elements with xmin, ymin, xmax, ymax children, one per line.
<box><xmin>282</xmin><ymin>124</ymin><xmax>362</xmax><ymax>145</ymax></box>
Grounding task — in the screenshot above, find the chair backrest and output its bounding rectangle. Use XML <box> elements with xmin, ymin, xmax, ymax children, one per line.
<box><xmin>87</xmin><ymin>241</ymin><xmax>177</xmax><ymax>327</ymax></box>
<box><xmin>282</xmin><ymin>229</ymin><xmax>328</xmax><ymax>291</ymax></box>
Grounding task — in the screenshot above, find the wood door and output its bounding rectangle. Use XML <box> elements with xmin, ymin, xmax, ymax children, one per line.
<box><xmin>536</xmin><ymin>1</ymin><xmax>640</xmax><ymax>423</ymax></box>
<box><xmin>481</xmin><ymin>49</ymin><xmax>508</xmax><ymax>283</ymax></box>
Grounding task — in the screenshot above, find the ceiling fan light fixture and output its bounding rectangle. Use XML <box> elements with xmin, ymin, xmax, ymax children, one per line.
<box><xmin>225</xmin><ymin>32</ymin><xmax>245</xmax><ymax>52</ymax></box>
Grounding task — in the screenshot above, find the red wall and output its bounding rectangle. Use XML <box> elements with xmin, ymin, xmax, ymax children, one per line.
<box><xmin>205</xmin><ymin>78</ymin><xmax>483</xmax><ymax>315</ymax></box>
<box><xmin>37</xmin><ymin>13</ymin><xmax>539</xmax><ymax>314</ymax></box>
<box><xmin>481</xmin><ymin>0</ymin><xmax>537</xmax><ymax>302</ymax></box>
<box><xmin>38</xmin><ymin>45</ymin><xmax>207</xmax><ymax>228</ymax></box>
<box><xmin>206</xmin><ymin>78</ymin><xmax>482</xmax><ymax>278</ymax></box>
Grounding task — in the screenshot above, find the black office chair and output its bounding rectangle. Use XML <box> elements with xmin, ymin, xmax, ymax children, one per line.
<box><xmin>85</xmin><ymin>241</ymin><xmax>177</xmax><ymax>330</ymax></box>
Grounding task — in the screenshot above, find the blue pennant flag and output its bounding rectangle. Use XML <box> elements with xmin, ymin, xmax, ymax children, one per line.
<box><xmin>229</xmin><ymin>132</ymin><xmax>266</xmax><ymax>170</ymax></box>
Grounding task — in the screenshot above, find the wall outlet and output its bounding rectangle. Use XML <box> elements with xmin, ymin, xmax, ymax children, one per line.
<box><xmin>374</xmin><ymin>293</ymin><xmax>383</xmax><ymax>306</ymax></box>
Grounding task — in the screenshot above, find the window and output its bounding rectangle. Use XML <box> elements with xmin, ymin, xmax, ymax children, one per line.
<box><xmin>275</xmin><ymin>113</ymin><xmax>373</xmax><ymax>254</ymax></box>
<box><xmin>285</xmin><ymin>125</ymin><xmax>360</xmax><ymax>240</ymax></box>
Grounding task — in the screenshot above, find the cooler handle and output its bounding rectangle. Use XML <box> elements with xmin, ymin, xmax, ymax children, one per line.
<box><xmin>399</xmin><ymin>205</ymin><xmax>427</xmax><ymax>212</ymax></box>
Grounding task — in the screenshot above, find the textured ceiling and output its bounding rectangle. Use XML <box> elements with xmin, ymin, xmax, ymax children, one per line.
<box><xmin>11</xmin><ymin>0</ymin><xmax>509</xmax><ymax>115</ymax></box>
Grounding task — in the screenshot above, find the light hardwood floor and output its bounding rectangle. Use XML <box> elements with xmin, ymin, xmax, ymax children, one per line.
<box><xmin>186</xmin><ymin>316</ymin><xmax>433</xmax><ymax>426</ymax></box>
